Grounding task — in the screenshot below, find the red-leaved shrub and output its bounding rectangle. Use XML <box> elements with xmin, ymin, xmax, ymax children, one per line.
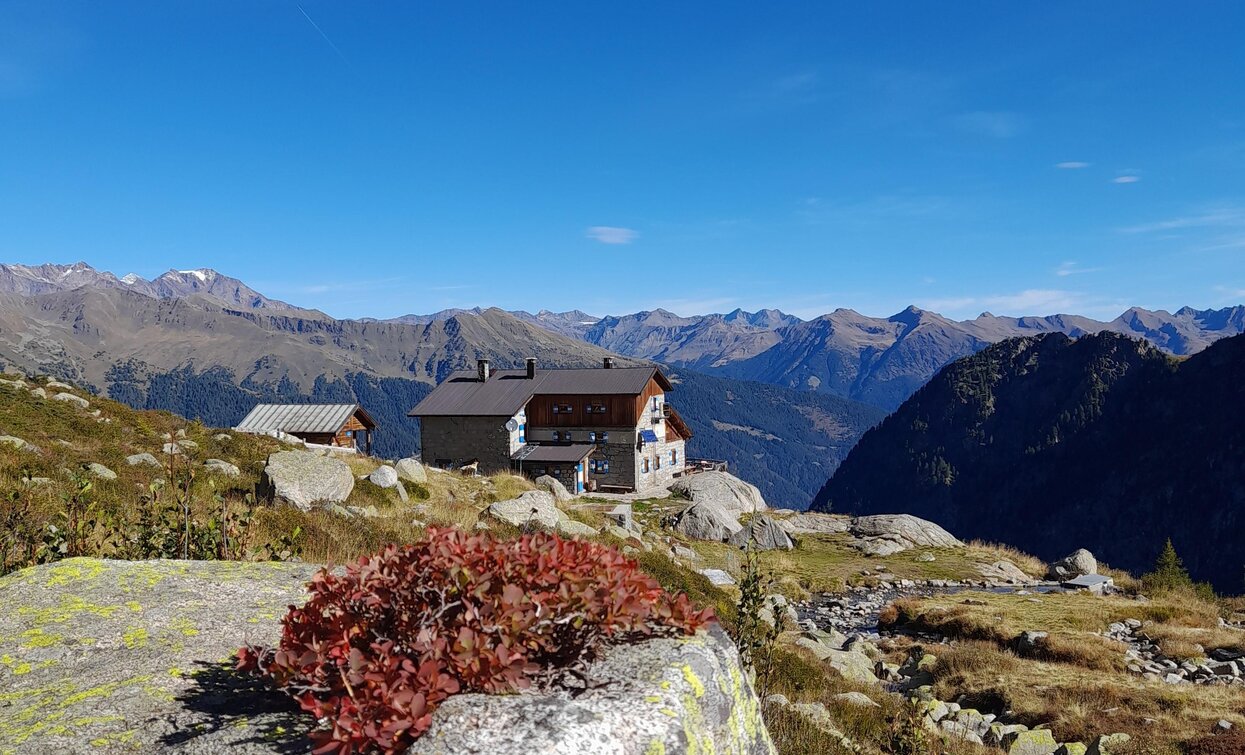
<box><xmin>237</xmin><ymin>526</ymin><xmax>713</xmax><ymax>754</ymax></box>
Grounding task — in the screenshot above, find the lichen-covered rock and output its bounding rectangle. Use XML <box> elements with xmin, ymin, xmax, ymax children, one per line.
<box><xmin>1002</xmin><ymin>728</ymin><xmax>1058</xmax><ymax>754</ymax></box>
<box><xmin>407</xmin><ymin>625</ymin><xmax>775</xmax><ymax>755</ymax></box>
<box><xmin>395</xmin><ymin>457</ymin><xmax>428</xmax><ymax>484</ymax></box>
<box><xmin>1055</xmin><ymin>744</ymin><xmax>1088</xmax><ymax>755</ymax></box>
<box><xmin>367</xmin><ymin>464</ymin><xmax>409</xmax><ymax>502</ymax></box>
<box><xmin>260</xmin><ymin>450</ymin><xmax>355</xmax><ymax>511</ymax></box>
<box><xmin>0</xmin><ymin>558</ymin><xmax>320</xmax><ymax>754</ymax></box>
<box><xmin>669</xmin><ymin>471</ymin><xmax>768</xmax><ymax>519</ymax></box>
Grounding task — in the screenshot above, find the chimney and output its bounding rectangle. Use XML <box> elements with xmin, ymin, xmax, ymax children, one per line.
<box><xmin>525</xmin><ymin>357</ymin><xmax>537</xmax><ymax>379</ymax></box>
<box><xmin>603</xmin><ymin>357</ymin><xmax>615</xmax><ymax>369</ymax></box>
<box><xmin>477</xmin><ymin>359</ymin><xmax>491</xmax><ymax>382</ymax></box>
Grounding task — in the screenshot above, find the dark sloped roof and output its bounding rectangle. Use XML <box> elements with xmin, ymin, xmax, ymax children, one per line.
<box><xmin>236</xmin><ymin>404</ymin><xmax>374</xmax><ymax>434</ymax></box>
<box><xmin>409</xmin><ymin>366</ymin><xmax>669</xmax><ymax>417</ymax></box>
<box><xmin>510</xmin><ymin>443</ymin><xmax>596</xmax><ymax>463</ymax></box>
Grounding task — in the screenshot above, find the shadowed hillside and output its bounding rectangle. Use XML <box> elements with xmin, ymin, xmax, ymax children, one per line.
<box><xmin>813</xmin><ymin>331</ymin><xmax>1245</xmax><ymax>591</ymax></box>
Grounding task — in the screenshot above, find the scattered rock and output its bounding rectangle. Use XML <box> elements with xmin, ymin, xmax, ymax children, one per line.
<box><xmin>557</xmin><ymin>519</ymin><xmax>598</xmax><ymax>538</ymax></box>
<box><xmin>486</xmin><ymin>490</ymin><xmax>561</xmax><ymax>528</ymax></box>
<box><xmin>162</xmin><ymin>442</ymin><xmax>183</xmax><ymax>455</ymax></box>
<box><xmin>728</xmin><ymin>514</ymin><xmax>794</xmax><ymax>551</ymax></box>
<box><xmin>260</xmin><ymin>450</ymin><xmax>355</xmax><ymax>510</ymax></box>
<box><xmin>1087</xmin><ymin>733</ymin><xmax>1131</xmax><ymax>754</ymax></box>
<box><xmin>534</xmin><ymin>474</ymin><xmax>573</xmax><ymax>501</ymax></box>
<box><xmin>672</xmin><ymin>502</ymin><xmax>743</xmax><ymax>542</ymax></box>
<box><xmin>915</xmin><ymin>552</ymin><xmax>936</xmax><ymax>562</ymax></box>
<box><xmin>669</xmin><ymin>471</ymin><xmax>768</xmax><ymax>519</ymax></box>
<box><xmin>213</xmin><ymin>433</ymin><xmax>233</xmax><ymax>442</ymax></box>
<box><xmin>1054</xmin><ymin>744</ymin><xmax>1088</xmax><ymax>755</ymax></box>
<box><xmin>394</xmin><ymin>457</ymin><xmax>427</xmax><ymax>484</ymax></box>
<box><xmin>0</xmin><ymin>435</ymin><xmax>39</xmax><ymax>453</ymax></box>
<box><xmin>1001</xmin><ymin>728</ymin><xmax>1057</xmax><ymax>754</ymax></box>
<box><xmin>126</xmin><ymin>452</ymin><xmax>162</xmax><ymax>467</ymax></box>
<box><xmin>178</xmin><ymin>439</ymin><xmax>199</xmax><ymax>450</ymax></box>
<box><xmin>204</xmin><ymin>459</ymin><xmax>241</xmax><ymax>477</ymax></box>
<box><xmin>834</xmin><ymin>691</ymin><xmax>880</xmax><ymax>708</ymax></box>
<box><xmin>699</xmin><ymin>568</ymin><xmax>736</xmax><ymax>586</ymax></box>
<box><xmin>1047</xmin><ymin>549</ymin><xmax>1098</xmax><ymax>581</ymax></box>
<box><xmin>1016</xmin><ymin>631</ymin><xmax>1049</xmax><ymax>654</ymax></box>
<box><xmin>29</xmin><ymin>387</ymin><xmax>47</xmax><ymax>399</ymax></box>
<box><xmin>85</xmin><ymin>462</ymin><xmax>116</xmax><ymax>480</ymax></box>
<box><xmin>45</xmin><ymin>380</ymin><xmax>73</xmax><ymax>390</ymax></box>
<box><xmin>604</xmin><ymin>503</ymin><xmax>635</xmax><ymax>531</ymax></box>
<box><xmin>976</xmin><ymin>560</ymin><xmax>1032</xmax><ymax>584</ymax></box>
<box><xmin>52</xmin><ymin>392</ymin><xmax>89</xmax><ymax>409</ymax></box>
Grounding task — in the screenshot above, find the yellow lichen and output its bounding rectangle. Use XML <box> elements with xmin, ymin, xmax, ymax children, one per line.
<box><xmin>122</xmin><ymin>626</ymin><xmax>149</xmax><ymax>649</ymax></box>
<box><xmin>680</xmin><ymin>664</ymin><xmax>706</xmax><ymax>698</ymax></box>
<box><xmin>19</xmin><ymin>629</ymin><xmax>61</xmax><ymax>649</ymax></box>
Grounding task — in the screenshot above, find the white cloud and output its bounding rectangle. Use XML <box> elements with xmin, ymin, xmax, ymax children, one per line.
<box><xmin>586</xmin><ymin>226</ymin><xmax>638</xmax><ymax>245</ymax></box>
<box><xmin>1121</xmin><ymin>207</ymin><xmax>1245</xmax><ymax>233</ymax></box>
<box><xmin>1112</xmin><ymin>175</ymin><xmax>1141</xmax><ymax>184</ymax></box>
<box><xmin>950</xmin><ymin>111</ymin><xmax>1025</xmax><ymax>139</ymax></box>
<box><xmin>1055</xmin><ymin>161</ymin><xmax>1090</xmax><ymax>169</ymax></box>
<box><xmin>1212</xmin><ymin>285</ymin><xmax>1245</xmax><ymax>301</ymax></box>
<box><xmin>1055</xmin><ymin>261</ymin><xmax>1102</xmax><ymax>277</ymax></box>
<box><xmin>916</xmin><ymin>289</ymin><xmax>1128</xmax><ymax>318</ymax></box>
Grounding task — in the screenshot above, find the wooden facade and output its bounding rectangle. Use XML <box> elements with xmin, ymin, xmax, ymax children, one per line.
<box><xmin>524</xmin><ymin>375</ymin><xmax>667</xmax><ymax>428</ymax></box>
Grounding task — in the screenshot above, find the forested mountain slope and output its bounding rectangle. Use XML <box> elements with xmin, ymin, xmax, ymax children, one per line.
<box><xmin>813</xmin><ymin>331</ymin><xmax>1245</xmax><ymax>591</ymax></box>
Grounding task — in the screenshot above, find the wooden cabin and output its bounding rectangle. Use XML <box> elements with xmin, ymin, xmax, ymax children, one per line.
<box><xmin>235</xmin><ymin>403</ymin><xmax>376</xmax><ymax>453</ymax></box>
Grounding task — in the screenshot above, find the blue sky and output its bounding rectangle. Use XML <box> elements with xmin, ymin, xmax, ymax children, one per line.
<box><xmin>3</xmin><ymin>2</ymin><xmax>1244</xmax><ymax>321</ymax></box>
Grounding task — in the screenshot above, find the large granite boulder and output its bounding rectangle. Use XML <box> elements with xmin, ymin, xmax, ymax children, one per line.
<box><xmin>847</xmin><ymin>514</ymin><xmax>962</xmax><ymax>555</ymax></box>
<box><xmin>395</xmin><ymin>457</ymin><xmax>428</xmax><ymax>484</ymax></box>
<box><xmin>672</xmin><ymin>502</ymin><xmax>744</xmax><ymax>542</ymax></box>
<box><xmin>0</xmin><ymin>558</ymin><xmax>320</xmax><ymax>753</ymax></box>
<box><xmin>368</xmin><ymin>464</ymin><xmax>409</xmax><ymax>502</ymax></box>
<box><xmin>408</xmin><ymin>626</ymin><xmax>775</xmax><ymax>755</ymax></box>
<box><xmin>729</xmin><ymin>515</ymin><xmax>794</xmax><ymax>551</ymax></box>
<box><xmin>669</xmin><ymin>471</ymin><xmax>768</xmax><ymax>519</ymax></box>
<box><xmin>204</xmin><ymin>458</ymin><xmax>242</xmax><ymax>478</ymax></box>
<box><xmin>778</xmin><ymin>512</ymin><xmax>850</xmax><ymax>536</ymax></box>
<box><xmin>485</xmin><ymin>490</ymin><xmax>563</xmax><ymax>529</ymax></box>
<box><xmin>1047</xmin><ymin>548</ymin><xmax>1097</xmax><ymax>581</ymax></box>
<box><xmin>260</xmin><ymin>450</ymin><xmax>355</xmax><ymax>510</ymax></box>
<box><xmin>535</xmin><ymin>474</ymin><xmax>573</xmax><ymax>502</ymax></box>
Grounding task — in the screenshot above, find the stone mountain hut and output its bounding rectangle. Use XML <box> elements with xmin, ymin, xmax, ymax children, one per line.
<box><xmin>234</xmin><ymin>403</ymin><xmax>377</xmax><ymax>453</ymax></box>
<box><xmin>408</xmin><ymin>357</ymin><xmax>692</xmax><ymax>494</ymax></box>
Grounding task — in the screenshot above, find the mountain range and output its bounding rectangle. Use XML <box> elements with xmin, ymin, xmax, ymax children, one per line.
<box><xmin>4</xmin><ymin>261</ymin><xmax>1244</xmax><ymax>509</ymax></box>
<box><xmin>812</xmin><ymin>331</ymin><xmax>1245</xmax><ymax>591</ymax></box>
<box><xmin>0</xmin><ymin>262</ymin><xmax>883</xmax><ymax>506</ymax></box>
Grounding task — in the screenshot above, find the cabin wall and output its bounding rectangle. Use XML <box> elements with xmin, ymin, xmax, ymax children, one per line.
<box><xmin>420</xmin><ymin>415</ymin><xmax>513</xmax><ymax>473</ymax></box>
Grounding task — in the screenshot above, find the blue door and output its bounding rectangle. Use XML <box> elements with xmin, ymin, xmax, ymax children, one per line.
<box><xmin>576</xmin><ymin>463</ymin><xmax>584</xmax><ymax>493</ymax></box>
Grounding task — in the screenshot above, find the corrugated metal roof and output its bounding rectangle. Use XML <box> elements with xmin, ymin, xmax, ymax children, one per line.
<box><xmin>235</xmin><ymin>404</ymin><xmax>371</xmax><ymax>434</ymax></box>
<box><xmin>409</xmin><ymin>366</ymin><xmax>668</xmax><ymax>417</ymax></box>
<box><xmin>510</xmin><ymin>443</ymin><xmax>596</xmax><ymax>463</ymax></box>
<box><xmin>639</xmin><ymin>429</ymin><xmax>659</xmax><ymax>443</ymax></box>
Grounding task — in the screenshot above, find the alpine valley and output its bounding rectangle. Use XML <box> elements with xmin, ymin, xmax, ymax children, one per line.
<box><xmin>2</xmin><ymin>261</ymin><xmax>1245</xmax><ymax>512</ymax></box>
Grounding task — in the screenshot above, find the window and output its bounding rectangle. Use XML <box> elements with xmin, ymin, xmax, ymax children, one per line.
<box><xmin>655</xmin><ymin>455</ymin><xmax>662</xmax><ymax>470</ymax></box>
<box><xmin>598</xmin><ymin>432</ymin><xmax>609</xmax><ymax>444</ymax></box>
<box><xmin>564</xmin><ymin>431</ymin><xmax>572</xmax><ymax>442</ymax></box>
<box><xmin>599</xmin><ymin>459</ymin><xmax>610</xmax><ymax>473</ymax></box>
<box><xmin>652</xmin><ymin>397</ymin><xmax>660</xmax><ymax>410</ymax></box>
<box><xmin>585</xmin><ymin>403</ymin><xmax>593</xmax><ymax>414</ymax></box>
<box><xmin>588</xmin><ymin>431</ymin><xmax>596</xmax><ymax>442</ymax></box>
<box><xmin>552</xmin><ymin>431</ymin><xmax>560</xmax><ymax>442</ymax></box>
<box><xmin>642</xmin><ymin>457</ymin><xmax>650</xmax><ymax>474</ymax></box>
<box><xmin>552</xmin><ymin>405</ymin><xmax>559</xmax><ymax>414</ymax></box>
<box><xmin>671</xmin><ymin>449</ymin><xmax>678</xmax><ymax>465</ymax></box>
<box><xmin>561</xmin><ymin>404</ymin><xmax>572</xmax><ymax>413</ymax></box>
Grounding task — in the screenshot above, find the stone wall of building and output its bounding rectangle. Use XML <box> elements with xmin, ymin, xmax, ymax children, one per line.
<box><xmin>420</xmin><ymin>415</ymin><xmax>514</xmax><ymax>473</ymax></box>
